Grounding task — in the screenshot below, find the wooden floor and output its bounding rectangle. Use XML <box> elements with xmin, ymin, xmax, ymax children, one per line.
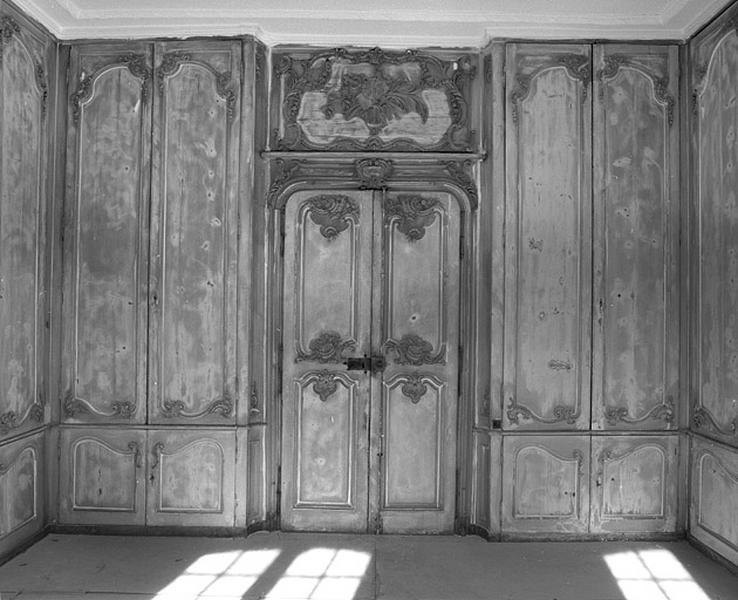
<box><xmin>0</xmin><ymin>533</ymin><xmax>737</xmax><ymax>600</ymax></box>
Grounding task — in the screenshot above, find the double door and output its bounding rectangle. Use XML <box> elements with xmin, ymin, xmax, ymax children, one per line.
<box><xmin>280</xmin><ymin>189</ymin><xmax>461</xmax><ymax>533</ymax></box>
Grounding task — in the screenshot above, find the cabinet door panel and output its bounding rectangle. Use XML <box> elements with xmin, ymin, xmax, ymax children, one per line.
<box><xmin>592</xmin><ymin>45</ymin><xmax>679</xmax><ymax>431</ymax></box>
<box><xmin>149</xmin><ymin>42</ymin><xmax>241</xmax><ymax>424</ymax></box>
<box><xmin>502</xmin><ymin>435</ymin><xmax>590</xmax><ymax>533</ymax></box>
<box><xmin>504</xmin><ymin>44</ymin><xmax>592</xmax><ymax>430</ymax></box>
<box><xmin>147</xmin><ymin>430</ymin><xmax>235</xmax><ymax>527</ymax></box>
<box><xmin>61</xmin><ymin>45</ymin><xmax>152</xmax><ymax>424</ymax></box>
<box><xmin>591</xmin><ymin>436</ymin><xmax>677</xmax><ymax>533</ymax></box>
<box><xmin>0</xmin><ymin>16</ymin><xmax>48</xmax><ymax>439</ymax></box>
<box><xmin>692</xmin><ymin>25</ymin><xmax>738</xmax><ymax>445</ymax></box>
<box><xmin>59</xmin><ymin>428</ymin><xmax>145</xmax><ymax>525</ymax></box>
<box><xmin>0</xmin><ymin>431</ymin><xmax>44</xmax><ymax>557</ymax></box>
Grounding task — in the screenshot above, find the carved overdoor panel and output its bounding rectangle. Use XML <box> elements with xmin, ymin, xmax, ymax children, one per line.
<box><xmin>281</xmin><ymin>189</ymin><xmax>460</xmax><ymax>533</ymax></box>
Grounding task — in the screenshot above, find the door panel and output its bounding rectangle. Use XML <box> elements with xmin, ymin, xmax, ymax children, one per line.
<box><xmin>377</xmin><ymin>192</ymin><xmax>459</xmax><ymax>533</ymax></box>
<box><xmin>281</xmin><ymin>190</ymin><xmax>373</xmax><ymax>532</ymax></box>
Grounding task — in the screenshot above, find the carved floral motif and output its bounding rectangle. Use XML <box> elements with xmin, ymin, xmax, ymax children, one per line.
<box><xmin>400</xmin><ymin>374</ymin><xmax>428</xmax><ymax>404</ymax></box>
<box><xmin>507</xmin><ymin>397</ymin><xmax>579</xmax><ymax>425</ymax></box>
<box><xmin>305</xmin><ymin>195</ymin><xmax>359</xmax><ymax>240</ymax></box>
<box><xmin>160</xmin><ymin>393</ymin><xmax>233</xmax><ymax>419</ymax></box>
<box><xmin>297</xmin><ymin>331</ymin><xmax>356</xmax><ymax>363</ymax></box>
<box><xmin>385</xmin><ymin>195</ymin><xmax>440</xmax><ymax>242</ymax></box>
<box><xmin>605</xmin><ymin>397</ymin><xmax>675</xmax><ymax>427</ymax></box>
<box><xmin>312</xmin><ymin>371</ymin><xmax>339</xmax><ymax>402</ymax></box>
<box><xmin>355</xmin><ymin>158</ymin><xmax>394</xmax><ymax>190</ymax></box>
<box><xmin>385</xmin><ymin>334</ymin><xmax>445</xmax><ymax>366</ymax></box>
<box><xmin>693</xmin><ymin>406</ymin><xmax>738</xmax><ymax>437</ymax></box>
<box><xmin>63</xmin><ymin>391</ymin><xmax>136</xmax><ymax>420</ymax></box>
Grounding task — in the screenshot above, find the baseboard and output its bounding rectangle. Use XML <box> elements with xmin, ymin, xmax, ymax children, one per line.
<box><xmin>687</xmin><ymin>533</ymin><xmax>738</xmax><ymax>577</ymax></box>
<box><xmin>49</xmin><ymin>524</ymin><xmax>251</xmax><ymax>538</ymax></box>
<box><xmin>499</xmin><ymin>531</ymin><xmax>685</xmax><ymax>543</ymax></box>
<box><xmin>0</xmin><ymin>526</ymin><xmax>50</xmax><ymax>568</ymax></box>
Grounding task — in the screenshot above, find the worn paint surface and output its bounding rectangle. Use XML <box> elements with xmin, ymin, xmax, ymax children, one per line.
<box><xmin>0</xmin><ymin>32</ymin><xmax>43</xmax><ymax>435</ymax></box>
<box><xmin>0</xmin><ymin>446</ymin><xmax>37</xmax><ymax>539</ymax></box>
<box><xmin>71</xmin><ymin>65</ymin><xmax>145</xmax><ymax>418</ymax></box>
<box><xmin>697</xmin><ymin>31</ymin><xmax>738</xmax><ymax>442</ymax></box>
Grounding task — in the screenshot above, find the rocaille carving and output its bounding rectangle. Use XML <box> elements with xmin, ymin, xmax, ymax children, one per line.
<box><xmin>312</xmin><ymin>371</ymin><xmax>339</xmax><ymax>402</ymax></box>
<box><xmin>160</xmin><ymin>393</ymin><xmax>233</xmax><ymax>419</ymax></box>
<box><xmin>598</xmin><ymin>55</ymin><xmax>675</xmax><ymax>127</ymax></box>
<box><xmin>511</xmin><ymin>53</ymin><xmax>591</xmax><ymax>124</ymax></box>
<box><xmin>385</xmin><ymin>195</ymin><xmax>440</xmax><ymax>242</ymax></box>
<box><xmin>605</xmin><ymin>397</ymin><xmax>675</xmax><ymax>427</ymax></box>
<box><xmin>507</xmin><ymin>397</ymin><xmax>580</xmax><ymax>425</ymax></box>
<box><xmin>442</xmin><ymin>160</ymin><xmax>478</xmax><ymax>207</ymax></box>
<box><xmin>400</xmin><ymin>374</ymin><xmax>428</xmax><ymax>404</ymax></box>
<box><xmin>63</xmin><ymin>390</ymin><xmax>136</xmax><ymax>419</ymax></box>
<box><xmin>297</xmin><ymin>331</ymin><xmax>356</xmax><ymax>363</ymax></box>
<box><xmin>305</xmin><ymin>195</ymin><xmax>359</xmax><ymax>240</ymax></box>
<box><xmin>384</xmin><ymin>334</ymin><xmax>445</xmax><ymax>366</ymax></box>
<box><xmin>34</xmin><ymin>61</ymin><xmax>48</xmax><ymax>116</ymax></box>
<box><xmin>0</xmin><ymin>402</ymin><xmax>44</xmax><ymax>435</ymax></box>
<box><xmin>273</xmin><ymin>47</ymin><xmax>475</xmax><ymax>151</ymax></box>
<box><xmin>693</xmin><ymin>405</ymin><xmax>738</xmax><ymax>437</ymax></box>
<box><xmin>355</xmin><ymin>158</ymin><xmax>394</xmax><ymax>190</ymax></box>
<box><xmin>0</xmin><ymin>16</ymin><xmax>20</xmax><ymax>64</ymax></box>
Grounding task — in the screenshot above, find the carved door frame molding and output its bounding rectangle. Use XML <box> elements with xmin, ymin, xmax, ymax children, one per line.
<box><xmin>261</xmin><ymin>155</ymin><xmax>479</xmax><ymax>533</ymax></box>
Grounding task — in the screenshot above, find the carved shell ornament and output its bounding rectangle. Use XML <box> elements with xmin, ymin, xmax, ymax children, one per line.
<box><xmin>312</xmin><ymin>371</ymin><xmax>339</xmax><ymax>402</ymax></box>
<box><xmin>306</xmin><ymin>195</ymin><xmax>359</xmax><ymax>241</ymax></box>
<box><xmin>385</xmin><ymin>195</ymin><xmax>441</xmax><ymax>242</ymax></box>
<box><xmin>385</xmin><ymin>334</ymin><xmax>445</xmax><ymax>366</ymax></box>
<box><xmin>400</xmin><ymin>374</ymin><xmax>428</xmax><ymax>404</ymax></box>
<box><xmin>297</xmin><ymin>331</ymin><xmax>356</xmax><ymax>363</ymax></box>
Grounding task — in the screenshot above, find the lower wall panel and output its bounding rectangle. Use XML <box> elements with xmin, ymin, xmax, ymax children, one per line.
<box><xmin>690</xmin><ymin>436</ymin><xmax>738</xmax><ymax>566</ymax></box>
<box><xmin>0</xmin><ymin>430</ymin><xmax>45</xmax><ymax>562</ymax></box>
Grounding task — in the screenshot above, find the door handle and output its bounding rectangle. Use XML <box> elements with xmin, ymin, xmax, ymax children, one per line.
<box><xmin>344</xmin><ymin>354</ymin><xmax>386</xmax><ymax>374</ymax></box>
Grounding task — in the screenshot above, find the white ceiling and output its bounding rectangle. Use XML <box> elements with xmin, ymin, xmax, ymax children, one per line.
<box><xmin>11</xmin><ymin>0</ymin><xmax>735</xmax><ymax>46</ymax></box>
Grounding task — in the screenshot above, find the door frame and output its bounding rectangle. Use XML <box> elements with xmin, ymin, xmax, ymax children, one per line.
<box><xmin>261</xmin><ymin>155</ymin><xmax>480</xmax><ymax>533</ymax></box>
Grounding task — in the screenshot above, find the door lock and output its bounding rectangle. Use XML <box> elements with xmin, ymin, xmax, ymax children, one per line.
<box><xmin>344</xmin><ymin>354</ymin><xmax>386</xmax><ymax>374</ymax></box>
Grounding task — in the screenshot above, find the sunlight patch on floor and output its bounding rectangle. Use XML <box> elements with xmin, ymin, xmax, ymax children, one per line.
<box><xmin>265</xmin><ymin>547</ymin><xmax>372</xmax><ymax>600</ymax></box>
<box><xmin>153</xmin><ymin>548</ymin><xmax>281</xmax><ymax>599</ymax></box>
<box><xmin>604</xmin><ymin>549</ymin><xmax>711</xmax><ymax>600</ymax></box>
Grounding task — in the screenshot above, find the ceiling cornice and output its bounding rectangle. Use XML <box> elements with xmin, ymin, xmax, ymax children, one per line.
<box><xmin>9</xmin><ymin>0</ymin><xmax>736</xmax><ymax>45</ymax></box>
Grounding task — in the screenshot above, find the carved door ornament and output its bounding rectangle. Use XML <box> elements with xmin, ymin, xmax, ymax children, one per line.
<box><xmin>312</xmin><ymin>371</ymin><xmax>339</xmax><ymax>402</ymax></box>
<box><xmin>384</xmin><ymin>334</ymin><xmax>445</xmax><ymax>366</ymax></box>
<box><xmin>297</xmin><ymin>331</ymin><xmax>357</xmax><ymax>363</ymax></box>
<box><xmin>507</xmin><ymin>397</ymin><xmax>580</xmax><ymax>426</ymax></box>
<box><xmin>385</xmin><ymin>195</ymin><xmax>440</xmax><ymax>242</ymax></box>
<box><xmin>305</xmin><ymin>195</ymin><xmax>359</xmax><ymax>240</ymax></box>
<box><xmin>400</xmin><ymin>374</ymin><xmax>428</xmax><ymax>404</ymax></box>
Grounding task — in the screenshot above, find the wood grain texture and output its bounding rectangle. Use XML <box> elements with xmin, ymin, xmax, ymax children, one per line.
<box><xmin>61</xmin><ymin>44</ymin><xmax>152</xmax><ymax>424</ymax></box>
<box><xmin>0</xmin><ymin>14</ymin><xmax>48</xmax><ymax>439</ymax></box>
<box><xmin>592</xmin><ymin>45</ymin><xmax>679</xmax><ymax>432</ymax></box>
<box><xmin>504</xmin><ymin>44</ymin><xmax>592</xmax><ymax>431</ymax></box>
<box><xmin>149</xmin><ymin>41</ymin><xmax>241</xmax><ymax>425</ymax></box>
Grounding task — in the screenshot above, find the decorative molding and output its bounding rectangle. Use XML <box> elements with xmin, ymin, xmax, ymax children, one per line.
<box><xmin>255</xmin><ymin>42</ymin><xmax>266</xmax><ymax>83</ymax></box>
<box><xmin>34</xmin><ymin>61</ymin><xmax>48</xmax><ymax>116</ymax></box>
<box><xmin>355</xmin><ymin>158</ymin><xmax>394</xmax><ymax>190</ymax></box>
<box><xmin>296</xmin><ymin>331</ymin><xmax>356</xmax><ymax>363</ymax></box>
<box><xmin>385</xmin><ymin>195</ymin><xmax>440</xmax><ymax>242</ymax></box>
<box><xmin>547</xmin><ymin>359</ymin><xmax>573</xmax><ymax>371</ymax></box>
<box><xmin>484</xmin><ymin>53</ymin><xmax>493</xmax><ymax>85</ymax></box>
<box><xmin>598</xmin><ymin>54</ymin><xmax>675</xmax><ymax>127</ymax></box>
<box><xmin>507</xmin><ymin>396</ymin><xmax>580</xmax><ymax>425</ymax></box>
<box><xmin>305</xmin><ymin>195</ymin><xmax>359</xmax><ymax>240</ymax></box>
<box><xmin>384</xmin><ymin>334</ymin><xmax>445</xmax><ymax>366</ymax></box>
<box><xmin>0</xmin><ymin>403</ymin><xmax>44</xmax><ymax>435</ymax></box>
<box><xmin>273</xmin><ymin>47</ymin><xmax>474</xmax><ymax>151</ymax></box>
<box><xmin>312</xmin><ymin>370</ymin><xmax>339</xmax><ymax>402</ymax></box>
<box><xmin>442</xmin><ymin>160</ymin><xmax>478</xmax><ymax>209</ymax></box>
<box><xmin>400</xmin><ymin>373</ymin><xmax>428</xmax><ymax>404</ymax></box>
<box><xmin>693</xmin><ymin>405</ymin><xmax>738</xmax><ymax>437</ymax></box>
<box><xmin>127</xmin><ymin>441</ymin><xmax>143</xmax><ymax>468</ymax></box>
<box><xmin>63</xmin><ymin>391</ymin><xmax>136</xmax><ymax>419</ymax></box>
<box><xmin>267</xmin><ymin>158</ymin><xmax>306</xmax><ymax>206</ymax></box>
<box><xmin>510</xmin><ymin>53</ymin><xmax>590</xmax><ymax>124</ymax></box>
<box><xmin>605</xmin><ymin>397</ymin><xmax>675</xmax><ymax>427</ymax></box>
<box><xmin>0</xmin><ymin>16</ymin><xmax>20</xmax><ymax>64</ymax></box>
<box><xmin>160</xmin><ymin>393</ymin><xmax>234</xmax><ymax>419</ymax></box>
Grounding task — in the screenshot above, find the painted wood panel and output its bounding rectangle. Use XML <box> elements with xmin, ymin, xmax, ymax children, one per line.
<box><xmin>690</xmin><ymin>438</ymin><xmax>738</xmax><ymax>566</ymax></box>
<box><xmin>502</xmin><ymin>435</ymin><xmax>590</xmax><ymax>534</ymax></box>
<box><xmin>504</xmin><ymin>44</ymin><xmax>592</xmax><ymax>430</ymax></box>
<box><xmin>147</xmin><ymin>429</ymin><xmax>235</xmax><ymax>527</ymax></box>
<box><xmin>0</xmin><ymin>15</ymin><xmax>48</xmax><ymax>439</ymax></box>
<box><xmin>281</xmin><ymin>190</ymin><xmax>372</xmax><ymax>532</ymax></box>
<box><xmin>149</xmin><ymin>41</ymin><xmax>240</xmax><ymax>425</ymax></box>
<box><xmin>61</xmin><ymin>44</ymin><xmax>152</xmax><ymax>424</ymax></box>
<box><xmin>58</xmin><ymin>428</ymin><xmax>145</xmax><ymax>525</ymax></box>
<box><xmin>377</xmin><ymin>191</ymin><xmax>460</xmax><ymax>534</ymax></box>
<box><xmin>691</xmin><ymin>22</ymin><xmax>738</xmax><ymax>446</ymax></box>
<box><xmin>590</xmin><ymin>436</ymin><xmax>677</xmax><ymax>533</ymax></box>
<box><xmin>592</xmin><ymin>45</ymin><xmax>679</xmax><ymax>431</ymax></box>
<box><xmin>271</xmin><ymin>47</ymin><xmax>476</xmax><ymax>152</ymax></box>
<box><xmin>0</xmin><ymin>431</ymin><xmax>43</xmax><ymax>555</ymax></box>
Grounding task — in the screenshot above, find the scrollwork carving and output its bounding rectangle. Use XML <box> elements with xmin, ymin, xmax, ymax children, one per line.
<box><xmin>160</xmin><ymin>393</ymin><xmax>233</xmax><ymax>419</ymax></box>
<box><xmin>297</xmin><ymin>331</ymin><xmax>356</xmax><ymax>363</ymax></box>
<box><xmin>355</xmin><ymin>158</ymin><xmax>394</xmax><ymax>190</ymax></box>
<box><xmin>442</xmin><ymin>160</ymin><xmax>478</xmax><ymax>209</ymax></box>
<box><xmin>0</xmin><ymin>16</ymin><xmax>20</xmax><ymax>64</ymax></box>
<box><xmin>400</xmin><ymin>374</ymin><xmax>428</xmax><ymax>404</ymax></box>
<box><xmin>158</xmin><ymin>52</ymin><xmax>190</xmax><ymax>94</ymax></box>
<box><xmin>506</xmin><ymin>397</ymin><xmax>579</xmax><ymax>425</ymax></box>
<box><xmin>693</xmin><ymin>406</ymin><xmax>738</xmax><ymax>437</ymax></box>
<box><xmin>605</xmin><ymin>397</ymin><xmax>675</xmax><ymax>427</ymax></box>
<box><xmin>384</xmin><ymin>334</ymin><xmax>445</xmax><ymax>366</ymax></box>
<box><xmin>305</xmin><ymin>195</ymin><xmax>359</xmax><ymax>240</ymax></box>
<box><xmin>385</xmin><ymin>195</ymin><xmax>440</xmax><ymax>242</ymax></box>
<box><xmin>273</xmin><ymin>47</ymin><xmax>474</xmax><ymax>151</ymax></box>
<box><xmin>312</xmin><ymin>371</ymin><xmax>339</xmax><ymax>402</ymax></box>
<box><xmin>63</xmin><ymin>391</ymin><xmax>136</xmax><ymax>420</ymax></box>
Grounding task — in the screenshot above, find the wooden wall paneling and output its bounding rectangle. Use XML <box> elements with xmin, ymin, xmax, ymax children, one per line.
<box><xmin>690</xmin><ymin>7</ymin><xmax>738</xmax><ymax>447</ymax></box>
<box><xmin>149</xmin><ymin>40</ymin><xmax>241</xmax><ymax>425</ymax></box>
<box><xmin>590</xmin><ymin>435</ymin><xmax>678</xmax><ymax>533</ymax></box>
<box><xmin>470</xmin><ymin>430</ymin><xmax>501</xmax><ymax>536</ymax></box>
<box><xmin>269</xmin><ymin>47</ymin><xmax>478</xmax><ymax>152</ymax></box>
<box><xmin>503</xmin><ymin>43</ymin><xmax>592</xmax><ymax>431</ymax></box>
<box><xmin>58</xmin><ymin>427</ymin><xmax>146</xmax><ymax>525</ymax></box>
<box><xmin>690</xmin><ymin>437</ymin><xmax>738</xmax><ymax>565</ymax></box>
<box><xmin>592</xmin><ymin>44</ymin><xmax>680</xmax><ymax>432</ymax></box>
<box><xmin>60</xmin><ymin>43</ymin><xmax>152</xmax><ymax>425</ymax></box>
<box><xmin>146</xmin><ymin>428</ymin><xmax>236</xmax><ymax>527</ymax></box>
<box><xmin>0</xmin><ymin>11</ymin><xmax>50</xmax><ymax>440</ymax></box>
<box><xmin>502</xmin><ymin>435</ymin><xmax>590</xmax><ymax>534</ymax></box>
<box><xmin>0</xmin><ymin>430</ymin><xmax>45</xmax><ymax>562</ymax></box>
